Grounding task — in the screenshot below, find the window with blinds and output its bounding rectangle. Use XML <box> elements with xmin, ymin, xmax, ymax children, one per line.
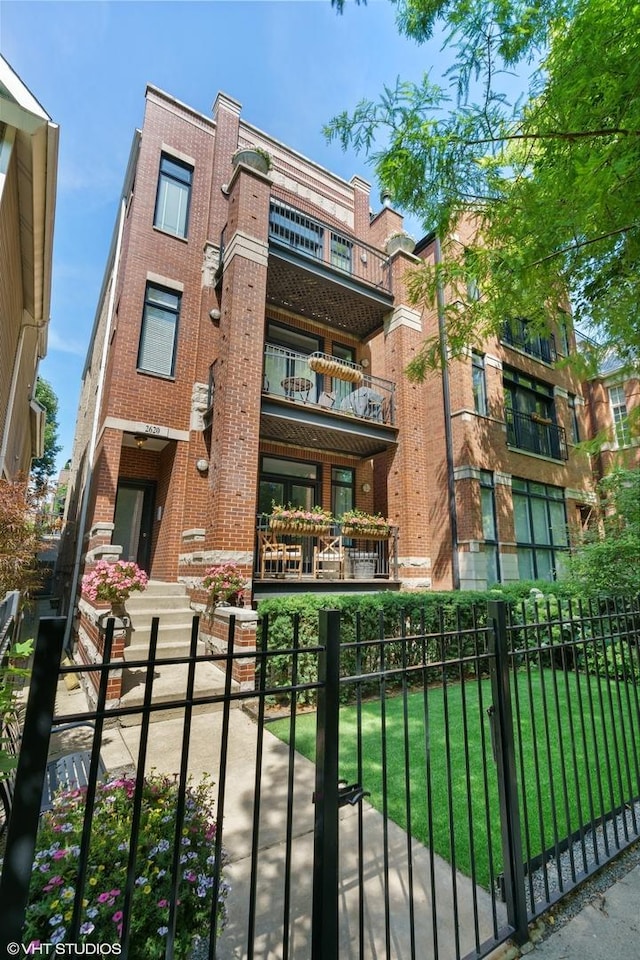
<box><xmin>137</xmin><ymin>284</ymin><xmax>181</xmax><ymax>378</ymax></box>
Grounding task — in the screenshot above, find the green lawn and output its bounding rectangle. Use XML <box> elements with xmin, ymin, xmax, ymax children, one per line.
<box><xmin>271</xmin><ymin>668</ymin><xmax>639</xmax><ymax>889</ymax></box>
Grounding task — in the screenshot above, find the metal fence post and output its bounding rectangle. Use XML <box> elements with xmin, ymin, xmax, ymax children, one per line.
<box><xmin>0</xmin><ymin>616</ymin><xmax>66</xmax><ymax>952</ymax></box>
<box><xmin>487</xmin><ymin>601</ymin><xmax>529</xmax><ymax>944</ymax></box>
<box><xmin>312</xmin><ymin>608</ymin><xmax>341</xmax><ymax>960</ymax></box>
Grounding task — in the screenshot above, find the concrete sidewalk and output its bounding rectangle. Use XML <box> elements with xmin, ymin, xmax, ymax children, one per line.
<box><xmin>523</xmin><ymin>860</ymin><xmax>640</xmax><ymax>960</ymax></box>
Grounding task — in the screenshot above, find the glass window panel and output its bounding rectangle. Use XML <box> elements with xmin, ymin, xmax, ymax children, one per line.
<box><xmin>333</xmin><ymin>485</ymin><xmax>353</xmax><ymax>518</ymax></box>
<box><xmin>512</xmin><ymin>477</ymin><xmax>527</xmax><ymax>493</ymax></box>
<box><xmin>485</xmin><ymin>545</ymin><xmax>499</xmax><ymax>585</ymax></box>
<box><xmin>332</xmin><ymin>468</ymin><xmax>353</xmax><ymax>484</ymax></box>
<box><xmin>549</xmin><ymin>500</ymin><xmax>568</xmax><ymax>545</ymax></box>
<box><xmin>259</xmin><ymin>482</ymin><xmax>284</xmax><ymax>515</ymax></box>
<box><xmin>531</xmin><ymin>498</ymin><xmax>551</xmax><ymax>544</ymax></box>
<box><xmin>517</xmin><ymin>548</ymin><xmax>535</xmax><ymax>580</ymax></box>
<box><xmin>262</xmin><ymin>457</ymin><xmax>317</xmax><ymax>479</ymax></box>
<box><xmin>472</xmin><ymin>353</ymin><xmax>487</xmax><ymax>415</ymax></box>
<box><xmin>481</xmin><ymin>487</ymin><xmax>496</xmax><ymax>540</ymax></box>
<box><xmin>290</xmin><ymin>484</ymin><xmax>315</xmax><ymax>510</ymax></box>
<box><xmin>138</xmin><ymin>304</ymin><xmax>176</xmax><ymax>376</ymax></box>
<box><xmin>535</xmin><ymin>549</ymin><xmax>554</xmax><ymax>582</ymax></box>
<box><xmin>514</xmin><ymin>494</ymin><xmax>531</xmax><ymax>543</ymax></box>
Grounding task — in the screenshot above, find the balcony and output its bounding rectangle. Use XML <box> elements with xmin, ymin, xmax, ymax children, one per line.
<box><xmin>266</xmin><ymin>200</ymin><xmax>394</xmax><ymax>338</ymax></box>
<box><xmin>502</xmin><ymin>320</ymin><xmax>557</xmax><ymax>364</ymax></box>
<box><xmin>253</xmin><ymin>516</ymin><xmax>400</xmax><ymax>597</ymax></box>
<box><xmin>261</xmin><ymin>345</ymin><xmax>398</xmax><ymax>457</ymax></box>
<box><xmin>506</xmin><ymin>409</ymin><xmax>568</xmax><ymax>460</ymax></box>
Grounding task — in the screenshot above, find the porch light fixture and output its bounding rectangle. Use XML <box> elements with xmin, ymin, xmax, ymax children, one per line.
<box><xmin>134</xmin><ymin>435</ymin><xmax>147</xmax><ymax>449</ymax></box>
<box><xmin>209</xmin><ymin>308</ymin><xmax>221</xmax><ymax>321</ymax></box>
<box><xmin>196</xmin><ymin>458</ymin><xmax>209</xmax><ymax>473</ymax></box>
<box><xmin>361</xmin><ymin>483</ymin><xmax>371</xmax><ymax>493</ymax></box>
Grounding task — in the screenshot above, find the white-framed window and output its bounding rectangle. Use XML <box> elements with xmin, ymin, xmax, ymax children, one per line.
<box><xmin>154</xmin><ymin>154</ymin><xmax>193</xmax><ymax>238</ymax></box>
<box><xmin>472</xmin><ymin>352</ymin><xmax>488</xmax><ymax>415</ymax></box>
<box><xmin>137</xmin><ymin>284</ymin><xmax>181</xmax><ymax>378</ymax></box>
<box><xmin>609</xmin><ymin>385</ymin><xmax>631</xmax><ymax>447</ymax></box>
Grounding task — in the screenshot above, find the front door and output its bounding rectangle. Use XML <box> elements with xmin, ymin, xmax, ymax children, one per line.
<box><xmin>113</xmin><ymin>480</ymin><xmax>155</xmax><ymax>572</ymax></box>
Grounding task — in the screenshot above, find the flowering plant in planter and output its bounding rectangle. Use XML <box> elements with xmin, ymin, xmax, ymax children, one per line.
<box><xmin>269</xmin><ymin>503</ymin><xmax>333</xmax><ymax>534</ymax></box>
<box><xmin>81</xmin><ymin>559</ymin><xmax>148</xmax><ymax>605</ymax></box>
<box><xmin>341</xmin><ymin>508</ymin><xmax>392</xmax><ymax>538</ymax></box>
<box><xmin>202</xmin><ymin>561</ymin><xmax>246</xmax><ymax>607</ymax></box>
<box><xmin>24</xmin><ymin>773</ymin><xmax>228</xmax><ymax>958</ymax></box>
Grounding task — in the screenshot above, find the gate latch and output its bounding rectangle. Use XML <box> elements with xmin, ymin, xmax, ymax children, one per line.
<box><xmin>487</xmin><ymin>704</ymin><xmax>497</xmax><ymax>763</ymax></box>
<box><xmin>338</xmin><ymin>780</ymin><xmax>370</xmax><ymax>807</ymax></box>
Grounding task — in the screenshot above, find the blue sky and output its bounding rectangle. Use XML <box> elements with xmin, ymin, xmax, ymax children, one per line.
<box><xmin>3</xmin><ymin>0</ymin><xmax>453</xmax><ymax>474</ymax></box>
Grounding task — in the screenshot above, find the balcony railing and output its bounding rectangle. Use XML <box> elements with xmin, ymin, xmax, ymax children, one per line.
<box><xmin>255</xmin><ymin>516</ymin><xmax>399</xmax><ymax>581</ymax></box>
<box><xmin>502</xmin><ymin>321</ymin><xmax>557</xmax><ymax>364</ymax></box>
<box><xmin>506</xmin><ymin>409</ymin><xmax>568</xmax><ymax>460</ymax></box>
<box><xmin>268</xmin><ymin>199</ymin><xmax>392</xmax><ymax>296</ymax></box>
<box><xmin>263</xmin><ymin>344</ymin><xmax>396</xmax><ymax>426</ymax></box>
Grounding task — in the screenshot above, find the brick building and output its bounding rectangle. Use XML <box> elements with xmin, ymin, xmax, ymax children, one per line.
<box><xmin>59</xmin><ymin>85</ymin><xmax>597</xmax><ymax>634</ymax></box>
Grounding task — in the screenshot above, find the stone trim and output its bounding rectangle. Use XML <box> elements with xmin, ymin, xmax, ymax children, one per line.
<box><xmin>182</xmin><ymin>528</ymin><xmax>206</xmax><ymax>542</ymax></box>
<box><xmin>222</xmin><ymin>229</ymin><xmax>269</xmax><ymax>269</ymax></box>
<box><xmin>397</xmin><ymin>556</ymin><xmax>432</xmax><ymax>569</ymax></box>
<box><xmin>565</xmin><ymin>488</ymin><xmax>598</xmax><ymax>504</ymax></box>
<box><xmin>160</xmin><ymin>143</ymin><xmax>195</xmax><ymax>167</ymax></box>
<box><xmin>202</xmin><ymin>242</ymin><xmax>220</xmax><ymax>287</ymax></box>
<box><xmin>85</xmin><ymin>544</ymin><xmax>122</xmax><ymax>563</ymax></box>
<box><xmin>495</xmin><ymin>472</ymin><xmax>512</xmax><ymax>486</ymax></box>
<box><xmin>454</xmin><ymin>465</ymin><xmax>482</xmax><ymax>481</ymax></box>
<box><xmin>554</xmin><ymin>385</ymin><xmax>569</xmax><ymax>399</ymax></box>
<box><xmin>179</xmin><ymin>549</ymin><xmax>253</xmax><ymax>566</ymax></box>
<box><xmin>103</xmin><ymin>417</ymin><xmax>189</xmax><ymax>442</ymax></box>
<box><xmin>384</xmin><ymin>305</ymin><xmax>422</xmax><ymax>335</ymax></box>
<box><xmin>87</xmin><ymin>522</ymin><xmax>114</xmax><ymax>539</ymax></box>
<box><xmin>146</xmin><ymin>271</ymin><xmax>184</xmax><ymax>292</ymax></box>
<box><xmin>190</xmin><ymin>383</ymin><xmax>209</xmax><ymax>431</ymax></box>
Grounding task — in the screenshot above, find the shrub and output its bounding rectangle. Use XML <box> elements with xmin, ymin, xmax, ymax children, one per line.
<box><xmin>24</xmin><ymin>773</ymin><xmax>228</xmax><ymax>957</ymax></box>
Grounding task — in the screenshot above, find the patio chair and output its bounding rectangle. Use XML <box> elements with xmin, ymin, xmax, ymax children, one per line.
<box><xmin>313</xmin><ymin>535</ymin><xmax>345</xmax><ymax>579</ymax></box>
<box><xmin>259</xmin><ymin>531</ymin><xmax>303</xmax><ymax>579</ymax></box>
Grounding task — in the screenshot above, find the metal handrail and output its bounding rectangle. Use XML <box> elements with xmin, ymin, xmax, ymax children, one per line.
<box><xmin>506</xmin><ymin>408</ymin><xmax>568</xmax><ymax>460</ymax></box>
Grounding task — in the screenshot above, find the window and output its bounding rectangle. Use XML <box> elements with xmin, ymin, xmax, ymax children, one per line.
<box><xmin>331</xmin><ymin>467</ymin><xmax>354</xmax><ymax>518</ymax></box>
<box><xmin>472</xmin><ymin>352</ymin><xmax>488</xmax><ymax>416</ymax></box>
<box><xmin>502</xmin><ymin>317</ymin><xmax>557</xmax><ymax>364</ymax></box>
<box><xmin>263</xmin><ymin>321</ymin><xmax>322</xmax><ymax>400</ymax></box>
<box><xmin>480</xmin><ymin>471</ymin><xmax>500</xmax><ymax>585</ymax></box>
<box><xmin>504</xmin><ymin>368</ymin><xmax>567</xmax><ymax>460</ymax></box>
<box><xmin>568</xmin><ymin>394</ymin><xmax>580</xmax><ymax>444</ymax></box>
<box><xmin>137</xmin><ymin>284</ymin><xmax>181</xmax><ymax>378</ymax></box>
<box><xmin>330</xmin><ymin>234</ymin><xmax>353</xmax><ymax>272</ymax></box>
<box><xmin>258</xmin><ymin>456</ymin><xmax>320</xmax><ymax>515</ymax></box>
<box><xmin>464</xmin><ymin>247</ymin><xmax>481</xmax><ymax>301</ymax></box>
<box><xmin>512</xmin><ymin>479</ymin><xmax>568</xmax><ymax>582</ymax></box>
<box><xmin>558</xmin><ymin>317</ymin><xmax>571</xmax><ymax>357</ymax></box>
<box><xmin>269</xmin><ymin>201</ymin><xmax>324</xmax><ymax>259</ymax></box>
<box><xmin>154</xmin><ymin>154</ymin><xmax>192</xmax><ymax>238</ymax></box>
<box><xmin>609</xmin><ymin>385</ymin><xmax>631</xmax><ymax>447</ymax></box>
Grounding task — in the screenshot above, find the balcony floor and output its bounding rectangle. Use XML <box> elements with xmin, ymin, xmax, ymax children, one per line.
<box><xmin>252</xmin><ymin>575</ymin><xmax>402</xmax><ymax>600</ymax></box>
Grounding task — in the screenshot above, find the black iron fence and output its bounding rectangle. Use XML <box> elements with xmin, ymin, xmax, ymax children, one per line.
<box><xmin>1</xmin><ymin>595</ymin><xmax>639</xmax><ymax>958</ymax></box>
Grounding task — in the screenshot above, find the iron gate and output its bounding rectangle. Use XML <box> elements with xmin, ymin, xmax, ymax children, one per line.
<box><xmin>1</xmin><ymin>596</ymin><xmax>639</xmax><ymax>959</ymax></box>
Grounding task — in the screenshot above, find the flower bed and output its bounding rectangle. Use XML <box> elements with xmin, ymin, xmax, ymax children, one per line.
<box><xmin>24</xmin><ymin>774</ymin><xmax>228</xmax><ymax>958</ymax></box>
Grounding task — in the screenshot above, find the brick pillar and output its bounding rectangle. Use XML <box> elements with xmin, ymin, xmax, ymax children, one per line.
<box><xmin>205</xmin><ymin>159</ymin><xmax>271</xmax><ymax>578</ymax></box>
<box><xmin>199</xmin><ymin>606</ymin><xmax>258</xmax><ymax>688</ymax></box>
<box><xmin>383</xmin><ymin>249</ymin><xmax>434</xmax><ymax>589</ymax></box>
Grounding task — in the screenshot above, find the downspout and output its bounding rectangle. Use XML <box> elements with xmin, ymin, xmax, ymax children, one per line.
<box><xmin>434</xmin><ymin>236</ymin><xmax>461</xmax><ymax>590</ymax></box>
<box><xmin>63</xmin><ymin>196</ymin><xmax>127</xmax><ymax>650</ymax></box>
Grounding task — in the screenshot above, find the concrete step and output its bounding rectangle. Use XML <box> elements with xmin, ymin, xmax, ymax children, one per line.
<box><xmin>119</xmin><ymin>658</ymin><xmax>234</xmax><ymax>725</ymax></box>
<box><xmin>125</xmin><ymin>609</ymin><xmax>198</xmax><ymax>630</ymax></box>
<box><xmin>124</xmin><ymin>638</ymin><xmax>204</xmax><ymax>661</ymax></box>
<box><xmin>125</xmin><ymin>595</ymin><xmax>195</xmax><ymax>614</ymax></box>
<box><xmin>140</xmin><ymin>580</ymin><xmax>189</xmax><ymax>597</ymax></box>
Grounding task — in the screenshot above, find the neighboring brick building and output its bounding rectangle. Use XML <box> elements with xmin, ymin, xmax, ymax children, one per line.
<box><xmin>59</xmin><ymin>84</ymin><xmax>598</xmax><ymax>630</ymax></box>
<box><xmin>582</xmin><ymin>348</ymin><xmax>640</xmax><ymax>481</ymax></box>
<box><xmin>0</xmin><ymin>56</ymin><xmax>58</xmax><ymax>480</ymax></box>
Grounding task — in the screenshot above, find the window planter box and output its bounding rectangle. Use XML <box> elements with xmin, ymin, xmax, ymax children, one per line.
<box><xmin>308</xmin><ymin>353</ymin><xmax>364</xmax><ymax>384</ymax></box>
<box><xmin>270</xmin><ymin>518</ymin><xmax>331</xmax><ymax>536</ymax></box>
<box><xmin>342</xmin><ymin>525</ymin><xmax>390</xmax><ymax>540</ymax></box>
